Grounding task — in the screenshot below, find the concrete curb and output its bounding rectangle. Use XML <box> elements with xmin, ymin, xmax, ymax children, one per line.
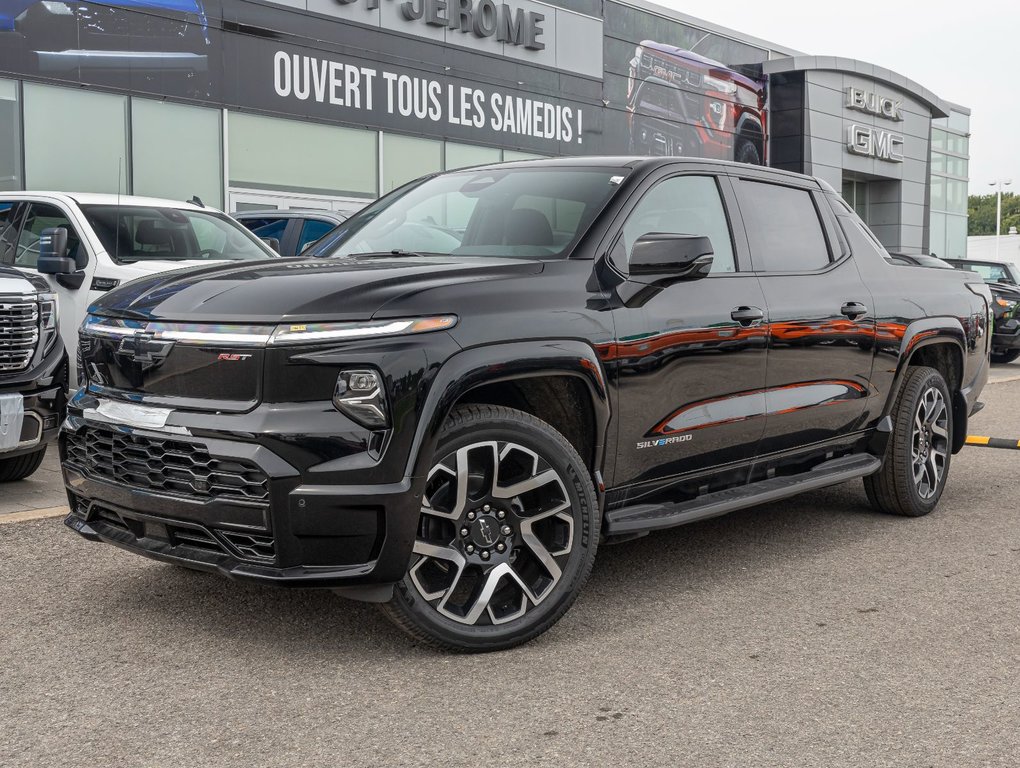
<box><xmin>0</xmin><ymin>506</ymin><xmax>69</xmax><ymax>525</ymax></box>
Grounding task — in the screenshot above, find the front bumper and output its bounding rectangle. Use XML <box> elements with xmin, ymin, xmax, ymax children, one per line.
<box><xmin>0</xmin><ymin>348</ymin><xmax>66</xmax><ymax>460</ymax></box>
<box><xmin>60</xmin><ymin>400</ymin><xmax>422</xmax><ymax>591</ymax></box>
<box><xmin>36</xmin><ymin>50</ymin><xmax>208</xmax><ymax>74</ymax></box>
<box><xmin>992</xmin><ymin>317</ymin><xmax>1020</xmax><ymax>351</ymax></box>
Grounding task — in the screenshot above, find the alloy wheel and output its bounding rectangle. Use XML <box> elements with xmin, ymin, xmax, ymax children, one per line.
<box><xmin>911</xmin><ymin>386</ymin><xmax>949</xmax><ymax>500</ymax></box>
<box><xmin>410</xmin><ymin>440</ymin><xmax>575</xmax><ymax>626</ymax></box>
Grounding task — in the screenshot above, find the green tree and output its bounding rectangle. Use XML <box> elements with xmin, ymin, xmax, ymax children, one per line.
<box><xmin>969</xmin><ymin>192</ymin><xmax>1020</xmax><ymax>235</ymax></box>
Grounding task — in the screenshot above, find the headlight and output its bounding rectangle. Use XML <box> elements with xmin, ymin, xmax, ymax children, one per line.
<box><xmin>333</xmin><ymin>369</ymin><xmax>387</xmax><ymax>429</ymax></box>
<box><xmin>269</xmin><ymin>315</ymin><xmax>457</xmax><ymax>345</ymax></box>
<box><xmin>39</xmin><ymin>292</ymin><xmax>59</xmax><ymax>354</ymax></box>
<box><xmin>994</xmin><ymin>297</ymin><xmax>1018</xmax><ymax>310</ymax></box>
<box><xmin>40</xmin><ymin>1</ymin><xmax>74</xmax><ymax>14</ymax></box>
<box><xmin>703</xmin><ymin>74</ymin><xmax>738</xmax><ymax>95</ymax></box>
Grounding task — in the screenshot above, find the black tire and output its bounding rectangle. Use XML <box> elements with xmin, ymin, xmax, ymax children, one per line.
<box><xmin>381</xmin><ymin>404</ymin><xmax>600</xmax><ymax>652</ymax></box>
<box><xmin>0</xmin><ymin>447</ymin><xmax>47</xmax><ymax>483</ymax></box>
<box><xmin>735</xmin><ymin>136</ymin><xmax>762</xmax><ymax>165</ymax></box>
<box><xmin>864</xmin><ymin>366</ymin><xmax>952</xmax><ymax>517</ymax></box>
<box><xmin>991</xmin><ymin>349</ymin><xmax>1020</xmax><ymax>364</ymax></box>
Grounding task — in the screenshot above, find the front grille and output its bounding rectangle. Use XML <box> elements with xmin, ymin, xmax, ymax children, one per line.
<box><xmin>65</xmin><ymin>426</ymin><xmax>269</xmax><ymax>504</ymax></box>
<box><xmin>641</xmin><ymin>52</ymin><xmax>704</xmax><ymax>88</ymax></box>
<box><xmin>0</xmin><ymin>301</ymin><xmax>39</xmax><ymax>372</ymax></box>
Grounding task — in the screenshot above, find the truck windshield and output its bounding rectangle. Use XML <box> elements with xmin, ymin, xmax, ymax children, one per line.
<box><xmin>81</xmin><ymin>205</ymin><xmax>276</xmax><ymax>264</ymax></box>
<box><xmin>949</xmin><ymin>261</ymin><xmax>1020</xmax><ymax>284</ymax></box>
<box><xmin>323</xmin><ymin>167</ymin><xmax>627</xmax><ymax>260</ymax></box>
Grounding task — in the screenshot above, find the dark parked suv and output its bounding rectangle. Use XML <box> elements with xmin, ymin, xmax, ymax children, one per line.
<box><xmin>945</xmin><ymin>259</ymin><xmax>1020</xmax><ymax>364</ymax></box>
<box><xmin>0</xmin><ymin>263</ymin><xmax>65</xmax><ymax>481</ymax></box>
<box><xmin>63</xmin><ymin>158</ymin><xmax>990</xmax><ymax>651</ymax></box>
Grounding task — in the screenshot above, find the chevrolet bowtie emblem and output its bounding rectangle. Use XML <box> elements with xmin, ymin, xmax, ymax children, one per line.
<box><xmin>117</xmin><ymin>332</ymin><xmax>175</xmax><ymax>365</ymax></box>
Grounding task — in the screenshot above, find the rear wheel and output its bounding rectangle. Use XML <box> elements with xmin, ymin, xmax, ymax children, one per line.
<box><xmin>991</xmin><ymin>349</ymin><xmax>1020</xmax><ymax>364</ymax></box>
<box><xmin>0</xmin><ymin>447</ymin><xmax>47</xmax><ymax>483</ymax></box>
<box><xmin>864</xmin><ymin>366</ymin><xmax>952</xmax><ymax>517</ymax></box>
<box><xmin>381</xmin><ymin>405</ymin><xmax>599</xmax><ymax>652</ymax></box>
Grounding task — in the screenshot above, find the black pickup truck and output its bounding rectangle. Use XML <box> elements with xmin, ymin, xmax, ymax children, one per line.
<box><xmin>0</xmin><ymin>265</ymin><xmax>65</xmax><ymax>481</ymax></box>
<box><xmin>62</xmin><ymin>158</ymin><xmax>991</xmax><ymax>651</ymax></box>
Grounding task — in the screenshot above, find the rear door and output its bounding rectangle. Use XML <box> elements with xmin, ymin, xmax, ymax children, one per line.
<box><xmin>607</xmin><ymin>170</ymin><xmax>769</xmax><ymax>493</ymax></box>
<box><xmin>732</xmin><ymin>175</ymin><xmax>876</xmax><ymax>455</ymax></box>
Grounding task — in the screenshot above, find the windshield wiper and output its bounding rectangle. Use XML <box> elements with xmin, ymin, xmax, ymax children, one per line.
<box><xmin>348</xmin><ymin>250</ymin><xmax>434</xmax><ymax>258</ymax></box>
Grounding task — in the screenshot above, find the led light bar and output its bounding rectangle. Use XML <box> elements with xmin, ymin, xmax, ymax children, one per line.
<box><xmin>268</xmin><ymin>315</ymin><xmax>457</xmax><ymax>345</ymax></box>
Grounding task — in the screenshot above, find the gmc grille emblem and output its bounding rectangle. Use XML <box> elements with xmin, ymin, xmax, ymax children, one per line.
<box><xmin>117</xmin><ymin>333</ymin><xmax>175</xmax><ymax>365</ymax></box>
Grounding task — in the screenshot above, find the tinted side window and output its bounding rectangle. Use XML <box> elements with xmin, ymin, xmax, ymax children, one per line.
<box><xmin>0</xmin><ymin>202</ymin><xmax>22</xmax><ymax>265</ymax></box>
<box><xmin>297</xmin><ymin>219</ymin><xmax>335</xmax><ymax>252</ymax></box>
<box><xmin>735</xmin><ymin>180</ymin><xmax>830</xmax><ymax>272</ymax></box>
<box><xmin>16</xmin><ymin>203</ymin><xmax>84</xmax><ymax>269</ymax></box>
<box><xmin>249</xmin><ymin>218</ymin><xmax>289</xmax><ymax>242</ymax></box>
<box><xmin>622</xmin><ymin>175</ymin><xmax>736</xmax><ymax>273</ymax></box>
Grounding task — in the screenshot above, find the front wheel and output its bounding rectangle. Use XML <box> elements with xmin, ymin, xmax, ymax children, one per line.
<box><xmin>381</xmin><ymin>405</ymin><xmax>599</xmax><ymax>652</ymax></box>
<box><xmin>864</xmin><ymin>366</ymin><xmax>952</xmax><ymax>517</ymax></box>
<box><xmin>0</xmin><ymin>447</ymin><xmax>47</xmax><ymax>483</ymax></box>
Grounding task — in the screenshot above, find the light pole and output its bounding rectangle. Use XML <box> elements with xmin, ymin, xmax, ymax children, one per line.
<box><xmin>989</xmin><ymin>179</ymin><xmax>1013</xmax><ymax>260</ymax></box>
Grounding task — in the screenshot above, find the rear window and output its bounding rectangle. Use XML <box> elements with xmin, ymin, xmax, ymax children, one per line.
<box><xmin>735</xmin><ymin>180</ymin><xmax>831</xmax><ymax>272</ymax></box>
<box><xmin>82</xmin><ymin>205</ymin><xmax>274</xmax><ymax>264</ymax></box>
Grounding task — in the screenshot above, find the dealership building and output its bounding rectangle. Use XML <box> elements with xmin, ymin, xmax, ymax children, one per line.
<box><xmin>0</xmin><ymin>0</ymin><xmax>969</xmax><ymax>256</ymax></box>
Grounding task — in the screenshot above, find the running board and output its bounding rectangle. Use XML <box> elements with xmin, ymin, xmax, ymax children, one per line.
<box><xmin>605</xmin><ymin>454</ymin><xmax>882</xmax><ymax>536</ymax></box>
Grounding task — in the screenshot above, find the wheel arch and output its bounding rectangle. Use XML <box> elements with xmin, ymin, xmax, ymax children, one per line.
<box><xmin>886</xmin><ymin>319</ymin><xmax>969</xmax><ymax>454</ymax></box>
<box><xmin>405</xmin><ymin>341</ymin><xmax>611</xmax><ymax>485</ymax></box>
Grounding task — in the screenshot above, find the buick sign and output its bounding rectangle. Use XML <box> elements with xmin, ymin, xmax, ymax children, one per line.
<box><xmin>845</xmin><ymin>86</ymin><xmax>903</xmax><ymax>122</ymax></box>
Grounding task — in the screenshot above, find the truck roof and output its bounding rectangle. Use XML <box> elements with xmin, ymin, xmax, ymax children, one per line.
<box><xmin>0</xmin><ymin>191</ymin><xmax>214</xmax><ymax>211</ymax></box>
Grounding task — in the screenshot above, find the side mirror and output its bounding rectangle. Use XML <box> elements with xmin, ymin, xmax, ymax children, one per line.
<box><xmin>36</xmin><ymin>227</ymin><xmax>76</xmax><ymax>275</ymax></box>
<box><xmin>261</xmin><ymin>236</ymin><xmax>281</xmax><ymax>254</ymax></box>
<box><xmin>630</xmin><ymin>233</ymin><xmax>714</xmax><ymax>282</ymax></box>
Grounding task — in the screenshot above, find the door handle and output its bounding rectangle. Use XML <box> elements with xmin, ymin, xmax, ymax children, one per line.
<box><xmin>840</xmin><ymin>301</ymin><xmax>868</xmax><ymax>319</ymax></box>
<box><xmin>731</xmin><ymin>306</ymin><xmax>765</xmax><ymax>326</ymax></box>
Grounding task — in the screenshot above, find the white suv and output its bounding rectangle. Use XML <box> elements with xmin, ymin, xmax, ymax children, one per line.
<box><xmin>0</xmin><ymin>193</ymin><xmax>277</xmax><ymax>384</ymax></box>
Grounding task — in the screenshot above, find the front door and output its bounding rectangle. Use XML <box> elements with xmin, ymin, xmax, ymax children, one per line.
<box><xmin>731</xmin><ymin>177</ymin><xmax>876</xmax><ymax>455</ymax></box>
<box><xmin>606</xmin><ymin>173</ymin><xmax>769</xmax><ymax>497</ymax></box>
<box><xmin>2</xmin><ymin>201</ymin><xmax>95</xmax><ymax>384</ymax></box>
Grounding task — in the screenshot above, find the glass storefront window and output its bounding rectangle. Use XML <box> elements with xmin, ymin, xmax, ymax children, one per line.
<box><xmin>929</xmin><ymin>212</ymin><xmax>946</xmax><ymax>258</ymax></box>
<box><xmin>382</xmin><ymin>134</ymin><xmax>442</xmax><ymax>193</ymax></box>
<box><xmin>946</xmin><ymin>156</ymin><xmax>968</xmax><ymax>178</ymax></box>
<box><xmin>930</xmin><ymin>176</ymin><xmax>947</xmax><ymax>211</ymax></box>
<box><xmin>842</xmin><ymin>179</ymin><xmax>869</xmax><ymax>222</ymax></box>
<box><xmin>0</xmin><ymin>79</ymin><xmax>20</xmax><ymax>192</ymax></box>
<box><xmin>445</xmin><ymin>142</ymin><xmax>501</xmax><ymax>170</ymax></box>
<box><xmin>229</xmin><ymin>112</ymin><xmax>377</xmax><ymax>198</ymax></box>
<box><xmin>23</xmin><ymin>83</ymin><xmax>128</xmax><ymax>193</ymax></box>
<box><xmin>946</xmin><ymin>179</ymin><xmax>968</xmax><ymax>214</ymax></box>
<box><xmin>503</xmin><ymin>150</ymin><xmax>546</xmax><ymax>162</ymax></box>
<box><xmin>947</xmin><ymin>133</ymin><xmax>967</xmax><ymax>155</ymax></box>
<box><xmin>946</xmin><ymin>214</ymin><xmax>967</xmax><ymax>258</ymax></box>
<box><xmin>132</xmin><ymin>99</ymin><xmax>223</xmax><ymax>209</ymax></box>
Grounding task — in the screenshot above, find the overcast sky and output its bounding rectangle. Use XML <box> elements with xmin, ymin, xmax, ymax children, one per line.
<box><xmin>656</xmin><ymin>0</ymin><xmax>1012</xmax><ymax>196</ymax></box>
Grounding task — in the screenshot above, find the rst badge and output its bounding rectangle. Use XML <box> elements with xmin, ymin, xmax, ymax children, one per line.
<box><xmin>217</xmin><ymin>353</ymin><xmax>253</xmax><ymax>362</ymax></box>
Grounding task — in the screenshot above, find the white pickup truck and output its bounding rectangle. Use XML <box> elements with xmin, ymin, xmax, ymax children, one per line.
<box><xmin>0</xmin><ymin>193</ymin><xmax>277</xmax><ymax>384</ymax></box>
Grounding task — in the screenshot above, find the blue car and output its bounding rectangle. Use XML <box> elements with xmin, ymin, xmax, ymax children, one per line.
<box><xmin>0</xmin><ymin>0</ymin><xmax>209</xmax><ymax>77</ymax></box>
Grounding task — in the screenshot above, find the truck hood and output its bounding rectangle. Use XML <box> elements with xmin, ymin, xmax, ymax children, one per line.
<box><xmin>1</xmin><ymin>266</ymin><xmax>46</xmax><ymax>296</ymax></box>
<box><xmin>639</xmin><ymin>40</ymin><xmax>765</xmax><ymax>92</ymax></box>
<box><xmin>1</xmin><ymin>0</ymin><xmax>205</xmax><ymax>29</ymax></box>
<box><xmin>89</xmin><ymin>255</ymin><xmax>545</xmax><ymax>323</ymax></box>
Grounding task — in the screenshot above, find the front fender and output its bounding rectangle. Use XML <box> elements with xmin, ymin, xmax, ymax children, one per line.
<box><xmin>405</xmin><ymin>340</ymin><xmax>611</xmax><ymax>482</ymax></box>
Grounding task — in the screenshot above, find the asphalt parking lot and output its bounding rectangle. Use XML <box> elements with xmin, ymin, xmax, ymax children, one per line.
<box><xmin>2</xmin><ymin>367</ymin><xmax>1019</xmax><ymax>767</ymax></box>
